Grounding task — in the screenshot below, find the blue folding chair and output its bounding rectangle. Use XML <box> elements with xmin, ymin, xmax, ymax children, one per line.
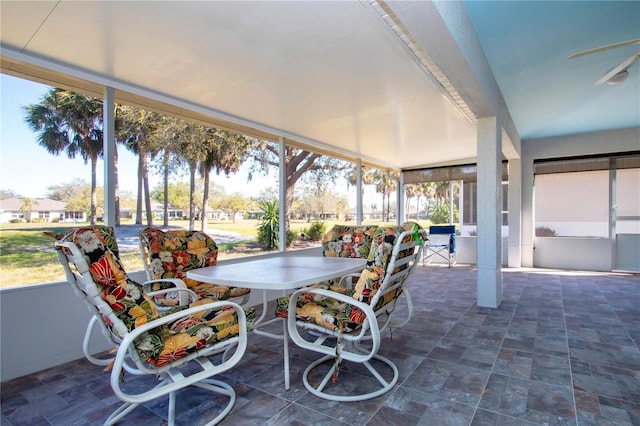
<box><xmin>423</xmin><ymin>225</ymin><xmax>456</xmax><ymax>267</ymax></box>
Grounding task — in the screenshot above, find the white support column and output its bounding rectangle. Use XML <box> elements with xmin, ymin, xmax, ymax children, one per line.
<box><xmin>103</xmin><ymin>87</ymin><xmax>116</xmax><ymax>227</ymax></box>
<box><xmin>609</xmin><ymin>159</ymin><xmax>617</xmax><ymax>268</ymax></box>
<box><xmin>449</xmin><ymin>181</ymin><xmax>454</xmax><ymax>224</ymax></box>
<box><xmin>278</xmin><ymin>137</ymin><xmax>287</xmax><ymax>252</ymax></box>
<box><xmin>476</xmin><ymin>117</ymin><xmax>503</xmax><ymax>308</ymax></box>
<box><xmin>458</xmin><ymin>181</ymin><xmax>464</xmax><ymax>232</ymax></box>
<box><xmin>521</xmin><ymin>159</ymin><xmax>535</xmax><ymax>267</ymax></box>
<box><xmin>508</xmin><ymin>159</ymin><xmax>522</xmax><ymax>267</ymax></box>
<box><xmin>398</xmin><ymin>173</ymin><xmax>404</xmax><ymax>225</ymax></box>
<box><xmin>356</xmin><ymin>159</ymin><xmax>363</xmax><ymax>225</ymax></box>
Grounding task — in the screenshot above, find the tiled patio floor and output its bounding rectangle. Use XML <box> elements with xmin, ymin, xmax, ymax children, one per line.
<box><xmin>2</xmin><ymin>265</ymin><xmax>639</xmax><ymax>425</ymax></box>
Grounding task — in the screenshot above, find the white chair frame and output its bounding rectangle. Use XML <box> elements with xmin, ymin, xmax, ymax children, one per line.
<box><xmin>56</xmin><ymin>239</ymin><xmax>248</xmax><ymax>426</ymax></box>
<box><xmin>139</xmin><ymin>228</ymin><xmax>251</xmax><ymax>306</ymax></box>
<box><xmin>287</xmin><ymin>228</ymin><xmax>425</xmax><ymax>401</ymax></box>
<box><xmin>422</xmin><ymin>225</ymin><xmax>456</xmax><ymax>267</ymax></box>
<box><xmin>56</xmin><ymin>246</ymin><xmax>198</xmax><ymax>371</ymax></box>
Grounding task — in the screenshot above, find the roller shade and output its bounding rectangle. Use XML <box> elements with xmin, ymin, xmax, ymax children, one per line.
<box><xmin>403</xmin><ymin>162</ymin><xmax>508</xmax><ymax>184</ymax></box>
<box><xmin>534</xmin><ymin>153</ymin><xmax>640</xmax><ymax>175</ymax></box>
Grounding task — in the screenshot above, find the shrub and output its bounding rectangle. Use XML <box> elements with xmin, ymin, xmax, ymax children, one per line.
<box><xmin>256</xmin><ymin>199</ymin><xmax>278</xmax><ymax>249</ymax></box>
<box><xmin>286</xmin><ymin>230</ymin><xmax>297</xmax><ymax>246</ymax></box>
<box><xmin>536</xmin><ymin>226</ymin><xmax>557</xmax><ymax>237</ymax></box>
<box><xmin>430</xmin><ymin>204</ymin><xmax>459</xmax><ymax>224</ymax></box>
<box><xmin>306</xmin><ymin>220</ymin><xmax>327</xmax><ymax>241</ymax></box>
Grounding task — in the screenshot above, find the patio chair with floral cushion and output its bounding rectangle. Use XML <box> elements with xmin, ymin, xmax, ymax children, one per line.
<box><xmin>138</xmin><ymin>227</ymin><xmax>251</xmax><ymax>307</ymax></box>
<box><xmin>279</xmin><ymin>222</ymin><xmax>426</xmax><ymax>401</ymax></box>
<box><xmin>313</xmin><ymin>224</ymin><xmax>378</xmax><ymax>294</ymax></box>
<box><xmin>277</xmin><ymin>223</ymin><xmax>417</xmax><ymax>327</ymax></box>
<box><xmin>55</xmin><ymin>226</ymin><xmax>254</xmax><ymax>425</ymax></box>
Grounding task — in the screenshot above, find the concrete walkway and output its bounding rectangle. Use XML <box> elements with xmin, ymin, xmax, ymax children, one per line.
<box><xmin>114</xmin><ymin>224</ymin><xmax>247</xmax><ymax>251</ymax></box>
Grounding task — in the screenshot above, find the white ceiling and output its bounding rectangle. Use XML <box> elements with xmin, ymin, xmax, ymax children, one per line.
<box><xmin>1</xmin><ymin>1</ymin><xmax>637</xmax><ymax>171</ymax></box>
<box><xmin>465</xmin><ymin>1</ymin><xmax>640</xmax><ymax>140</ymax></box>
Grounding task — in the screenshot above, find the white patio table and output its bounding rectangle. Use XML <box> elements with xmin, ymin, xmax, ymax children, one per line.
<box><xmin>187</xmin><ymin>255</ymin><xmax>366</xmax><ymax>390</ymax></box>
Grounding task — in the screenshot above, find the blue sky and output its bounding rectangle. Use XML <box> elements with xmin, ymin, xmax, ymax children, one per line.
<box><xmin>0</xmin><ymin>74</ymin><xmax>261</xmax><ymax>199</ymax></box>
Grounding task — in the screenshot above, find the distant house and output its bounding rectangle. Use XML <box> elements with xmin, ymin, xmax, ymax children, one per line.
<box><xmin>0</xmin><ymin>197</ymin><xmax>86</xmax><ymax>223</ymax></box>
<box><xmin>119</xmin><ymin>201</ymin><xmax>185</xmax><ymax>221</ymax></box>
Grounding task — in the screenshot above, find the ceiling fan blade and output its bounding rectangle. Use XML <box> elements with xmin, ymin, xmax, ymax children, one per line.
<box><xmin>569</xmin><ymin>38</ymin><xmax>640</xmax><ymax>59</ymax></box>
<box><xmin>595</xmin><ymin>52</ymin><xmax>640</xmax><ymax>85</ymax></box>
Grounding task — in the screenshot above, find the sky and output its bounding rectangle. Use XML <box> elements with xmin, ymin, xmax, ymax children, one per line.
<box><xmin>0</xmin><ymin>74</ymin><xmax>268</xmax><ymax>199</ymax></box>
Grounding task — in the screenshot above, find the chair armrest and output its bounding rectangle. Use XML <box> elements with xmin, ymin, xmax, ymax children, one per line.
<box><xmin>336</xmin><ymin>272</ymin><xmax>361</xmax><ymax>289</ymax></box>
<box><xmin>287</xmin><ymin>287</ymin><xmax>381</xmax><ymax>363</ymax></box>
<box><xmin>142</xmin><ymin>278</ymin><xmax>197</xmax><ymax>306</ymax></box>
<box><xmin>111</xmin><ymin>300</ymin><xmax>248</xmax><ymax>403</ymax></box>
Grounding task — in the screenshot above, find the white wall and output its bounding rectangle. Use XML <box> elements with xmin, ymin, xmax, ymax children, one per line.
<box><xmin>0</xmin><ymin>247</ymin><xmax>322</xmax><ymax>382</ymax></box>
<box><xmin>533</xmin><ymin>237</ymin><xmax>612</xmax><ymax>271</ymax></box>
<box><xmin>616</xmin><ymin>234</ymin><xmax>640</xmax><ymax>272</ymax></box>
<box><xmin>0</xmin><ymin>280</ymin><xmax>105</xmax><ymax>382</ymax></box>
<box><xmin>521</xmin><ymin>127</ymin><xmax>640</xmax><ymax>268</ymax></box>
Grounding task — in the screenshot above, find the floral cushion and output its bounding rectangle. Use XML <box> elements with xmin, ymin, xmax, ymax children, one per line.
<box><xmin>308</xmin><ymin>224</ymin><xmax>379</xmax><ymax>291</ymax></box>
<box><xmin>351</xmin><ymin>222</ymin><xmax>421</xmax><ymax>308</ymax></box>
<box><xmin>139</xmin><ymin>228</ymin><xmax>250</xmax><ymax>302</ymax></box>
<box><xmin>321</xmin><ymin>224</ymin><xmax>378</xmax><ymax>259</ymax></box>
<box><xmin>62</xmin><ymin>226</ymin><xmax>255</xmax><ymax>367</ymax></box>
<box><xmin>276</xmin><ymin>222</ymin><xmax>423</xmax><ymax>333</ymax></box>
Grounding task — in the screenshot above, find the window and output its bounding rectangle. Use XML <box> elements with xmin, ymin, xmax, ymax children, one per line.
<box><xmin>534</xmin><ymin>153</ymin><xmax>640</xmax><ymax>238</ymax></box>
<box><xmin>404</xmin><ymin>163</ymin><xmax>508</xmax><ymax>232</ymax></box>
<box><xmin>616</xmin><ymin>167</ymin><xmax>640</xmax><ymax>234</ymax></box>
<box><xmin>535</xmin><ymin>170</ymin><xmax>608</xmax><ymax>237</ymax></box>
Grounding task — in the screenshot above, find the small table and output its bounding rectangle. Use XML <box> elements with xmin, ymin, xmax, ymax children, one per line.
<box><xmin>187</xmin><ymin>255</ymin><xmax>366</xmax><ymax>389</ymax></box>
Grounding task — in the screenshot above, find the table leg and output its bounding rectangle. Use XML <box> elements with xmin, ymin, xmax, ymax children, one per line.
<box><xmin>249</xmin><ymin>288</ymin><xmax>290</xmax><ymax>390</ymax></box>
<box><xmin>283</xmin><ymin>317</ymin><xmax>290</xmax><ymax>390</ymax></box>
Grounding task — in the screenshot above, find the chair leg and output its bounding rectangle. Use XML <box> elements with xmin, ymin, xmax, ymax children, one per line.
<box><xmin>105</xmin><ymin>400</ymin><xmax>141</xmax><ymax>425</ymax></box>
<box><xmin>107</xmin><ymin>376</ymin><xmax>236</xmax><ymax>426</ymax></box>
<box><xmin>83</xmin><ymin>316</ymin><xmax>115</xmax><ymax>367</ymax></box>
<box><xmin>389</xmin><ymin>290</ymin><xmax>413</xmax><ymax>329</ymax></box>
<box><xmin>302</xmin><ymin>353</ymin><xmax>399</xmax><ymax>402</ymax></box>
<box><xmin>192</xmin><ymin>379</ymin><xmax>236</xmax><ymax>425</ymax></box>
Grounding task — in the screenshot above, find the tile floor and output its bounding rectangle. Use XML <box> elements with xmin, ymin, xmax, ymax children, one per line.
<box><xmin>1</xmin><ymin>265</ymin><xmax>639</xmax><ymax>425</ymax></box>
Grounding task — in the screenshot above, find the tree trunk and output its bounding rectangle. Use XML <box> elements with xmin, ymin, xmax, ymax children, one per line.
<box><xmin>142</xmin><ymin>152</ymin><xmax>153</xmax><ymax>226</ymax></box>
<box><xmin>114</xmin><ymin>144</ymin><xmax>121</xmax><ymax>226</ymax></box>
<box><xmin>90</xmin><ymin>157</ymin><xmax>97</xmax><ymax>225</ymax></box>
<box><xmin>405</xmin><ymin>196</ymin><xmax>410</xmax><ymax>222</ymax></box>
<box><xmin>189</xmin><ymin>164</ymin><xmax>196</xmax><ymax>231</ymax></box>
<box><xmin>163</xmin><ymin>149</ymin><xmax>169</xmax><ymax>227</ymax></box>
<box><xmin>201</xmin><ymin>169</ymin><xmax>209</xmax><ymax>232</ymax></box>
<box><xmin>359</xmin><ymin>181</ymin><xmax>364</xmax><ymax>222</ymax></box>
<box><xmin>284</xmin><ymin>184</ymin><xmax>294</xmax><ymax>230</ymax></box>
<box><xmin>135</xmin><ymin>153</ymin><xmax>143</xmax><ymax>225</ymax></box>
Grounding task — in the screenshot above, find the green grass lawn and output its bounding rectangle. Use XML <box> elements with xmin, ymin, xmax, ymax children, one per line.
<box><xmin>0</xmin><ymin>220</ymin><xmax>263</xmax><ymax>287</ymax></box>
<box><xmin>0</xmin><ymin>218</ymin><xmax>424</xmax><ymax>288</ymax></box>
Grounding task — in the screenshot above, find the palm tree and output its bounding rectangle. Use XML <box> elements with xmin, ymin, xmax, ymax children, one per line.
<box><xmin>405</xmin><ymin>184</ymin><xmax>418</xmax><ymax>220</ymax></box>
<box><xmin>368</xmin><ymin>169</ymin><xmax>398</xmax><ymax>221</ymax></box>
<box><xmin>434</xmin><ymin>181</ymin><xmax>451</xmax><ymax>207</ymax></box>
<box><xmin>23</xmin><ymin>89</ymin><xmax>103</xmax><ymax>224</ymax></box>
<box><xmin>347</xmin><ymin>165</ymin><xmax>376</xmax><ymax>221</ymax></box>
<box><xmin>415</xmin><ymin>182</ymin><xmax>432</xmax><ymax>220</ymax></box>
<box><xmin>116</xmin><ymin>105</ymin><xmax>163</xmax><ymax>225</ymax></box>
<box><xmin>19</xmin><ymin>197</ymin><xmax>39</xmax><ymax>222</ymax></box>
<box><xmin>198</xmin><ymin>127</ymin><xmax>250</xmax><ymax>232</ymax></box>
<box><xmin>165</xmin><ymin>119</ymin><xmax>205</xmax><ymax>231</ymax></box>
